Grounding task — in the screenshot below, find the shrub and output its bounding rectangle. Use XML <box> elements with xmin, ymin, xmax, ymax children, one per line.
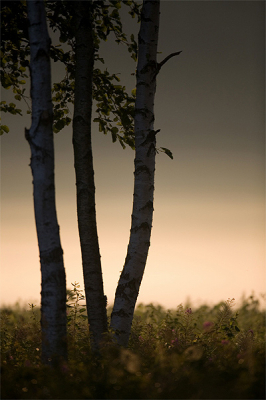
<box><xmin>1</xmin><ymin>292</ymin><xmax>265</xmax><ymax>399</ymax></box>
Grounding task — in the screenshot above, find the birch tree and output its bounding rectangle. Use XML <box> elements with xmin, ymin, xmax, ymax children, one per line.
<box><xmin>111</xmin><ymin>0</ymin><xmax>181</xmax><ymax>346</ymax></box>
<box><xmin>73</xmin><ymin>0</ymin><xmax>108</xmax><ymax>351</ymax></box>
<box><xmin>1</xmin><ymin>1</ymin><xmax>139</xmax><ymax>353</ymax></box>
<box><xmin>1</xmin><ymin>0</ymin><xmax>180</xmax><ymax>351</ymax></box>
<box><xmin>25</xmin><ymin>0</ymin><xmax>67</xmax><ymax>364</ymax></box>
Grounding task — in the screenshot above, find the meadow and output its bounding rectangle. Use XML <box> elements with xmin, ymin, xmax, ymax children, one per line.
<box><xmin>1</xmin><ymin>287</ymin><xmax>265</xmax><ymax>399</ymax></box>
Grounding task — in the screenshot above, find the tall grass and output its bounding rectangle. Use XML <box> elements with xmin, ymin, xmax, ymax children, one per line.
<box><xmin>1</xmin><ymin>290</ymin><xmax>265</xmax><ymax>399</ymax></box>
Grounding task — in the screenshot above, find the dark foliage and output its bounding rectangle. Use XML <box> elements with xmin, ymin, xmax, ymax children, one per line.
<box><xmin>1</xmin><ymin>294</ymin><xmax>265</xmax><ymax>399</ymax></box>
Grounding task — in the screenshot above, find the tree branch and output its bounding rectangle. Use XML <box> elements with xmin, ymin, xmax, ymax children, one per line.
<box><xmin>157</xmin><ymin>51</ymin><xmax>182</xmax><ymax>72</ymax></box>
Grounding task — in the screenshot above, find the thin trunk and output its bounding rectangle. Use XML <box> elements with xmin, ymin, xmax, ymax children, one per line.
<box><xmin>73</xmin><ymin>0</ymin><xmax>108</xmax><ymax>351</ymax></box>
<box><xmin>111</xmin><ymin>0</ymin><xmax>160</xmax><ymax>346</ymax></box>
<box><xmin>26</xmin><ymin>0</ymin><xmax>67</xmax><ymax>364</ymax></box>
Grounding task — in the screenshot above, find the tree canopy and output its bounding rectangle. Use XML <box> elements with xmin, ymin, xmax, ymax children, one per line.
<box><xmin>1</xmin><ymin>0</ymin><xmax>139</xmax><ymax>149</ymax></box>
<box><xmin>1</xmin><ymin>0</ymin><xmax>173</xmax><ymax>157</ymax></box>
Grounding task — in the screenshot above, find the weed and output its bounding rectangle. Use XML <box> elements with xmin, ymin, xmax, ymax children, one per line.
<box><xmin>1</xmin><ymin>291</ymin><xmax>265</xmax><ymax>399</ymax></box>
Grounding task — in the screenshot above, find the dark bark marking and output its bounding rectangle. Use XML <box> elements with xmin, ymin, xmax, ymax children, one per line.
<box><xmin>35</xmin><ymin>47</ymin><xmax>50</xmax><ymax>62</ymax></box>
<box><xmin>131</xmin><ymin>222</ymin><xmax>150</xmax><ymax>234</ymax></box>
<box><xmin>115</xmin><ymin>278</ymin><xmax>139</xmax><ymax>299</ymax></box>
<box><xmin>140</xmin><ymin>200</ymin><xmax>153</xmax><ymax>211</ymax></box>
<box><xmin>140</xmin><ymin>60</ymin><xmax>157</xmax><ymax>75</ymax></box>
<box><xmin>140</xmin><ymin>129</ymin><xmax>157</xmax><ymax>146</ymax></box>
<box><xmin>147</xmin><ymin>142</ymin><xmax>156</xmax><ymax>157</ymax></box>
<box><xmin>115</xmin><ymin>284</ymin><xmax>128</xmax><ymax>300</ymax></box>
<box><xmin>40</xmin><ymin>246</ymin><xmax>63</xmax><ymax>264</ymax></box>
<box><xmin>121</xmin><ymin>271</ymin><xmax>130</xmax><ymax>281</ymax></box>
<box><xmin>135</xmin><ymin>165</ymin><xmax>151</xmax><ymax>176</ymax></box>
<box><xmin>135</xmin><ymin>107</ymin><xmax>150</xmax><ymax>117</ymax></box>
<box><xmin>112</xmin><ymin>309</ymin><xmax>128</xmax><ymax>318</ymax></box>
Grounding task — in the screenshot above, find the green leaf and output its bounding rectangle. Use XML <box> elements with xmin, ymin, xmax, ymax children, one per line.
<box><xmin>1</xmin><ymin>125</ymin><xmax>9</xmax><ymax>134</ymax></box>
<box><xmin>111</xmin><ymin>131</ymin><xmax>117</xmax><ymax>142</ymax></box>
<box><xmin>160</xmin><ymin>147</ymin><xmax>173</xmax><ymax>160</ymax></box>
<box><xmin>53</xmin><ymin>119</ymin><xmax>65</xmax><ymax>132</ymax></box>
<box><xmin>111</xmin><ymin>126</ymin><xmax>119</xmax><ymax>135</ymax></box>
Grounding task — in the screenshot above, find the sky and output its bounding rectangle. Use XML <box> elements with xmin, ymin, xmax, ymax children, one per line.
<box><xmin>1</xmin><ymin>1</ymin><xmax>265</xmax><ymax>310</ymax></box>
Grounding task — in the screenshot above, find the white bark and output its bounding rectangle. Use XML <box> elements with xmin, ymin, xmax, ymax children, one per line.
<box><xmin>111</xmin><ymin>0</ymin><xmax>160</xmax><ymax>346</ymax></box>
<box><xmin>26</xmin><ymin>0</ymin><xmax>67</xmax><ymax>364</ymax></box>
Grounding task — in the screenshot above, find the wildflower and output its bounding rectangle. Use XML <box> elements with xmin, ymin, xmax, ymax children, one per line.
<box><xmin>139</xmin><ymin>335</ymin><xmax>144</xmax><ymax>342</ymax></box>
<box><xmin>247</xmin><ymin>329</ymin><xmax>254</xmax><ymax>336</ymax></box>
<box><xmin>185</xmin><ymin>308</ymin><xmax>192</xmax><ymax>314</ymax></box>
<box><xmin>203</xmin><ymin>321</ymin><xmax>213</xmax><ymax>331</ymax></box>
<box><xmin>221</xmin><ymin>339</ymin><xmax>229</xmax><ymax>345</ymax></box>
<box><xmin>171</xmin><ymin>338</ymin><xmax>178</xmax><ymax>346</ymax></box>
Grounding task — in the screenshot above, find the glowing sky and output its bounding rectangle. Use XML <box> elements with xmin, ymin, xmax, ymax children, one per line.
<box><xmin>1</xmin><ymin>1</ymin><xmax>265</xmax><ymax>308</ymax></box>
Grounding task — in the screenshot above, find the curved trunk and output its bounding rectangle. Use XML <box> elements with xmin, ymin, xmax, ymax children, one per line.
<box><xmin>73</xmin><ymin>1</ymin><xmax>108</xmax><ymax>351</ymax></box>
<box><xmin>111</xmin><ymin>0</ymin><xmax>160</xmax><ymax>346</ymax></box>
<box><xmin>26</xmin><ymin>0</ymin><xmax>67</xmax><ymax>364</ymax></box>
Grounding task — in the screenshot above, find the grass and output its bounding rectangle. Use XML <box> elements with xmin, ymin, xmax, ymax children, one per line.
<box><xmin>0</xmin><ymin>290</ymin><xmax>265</xmax><ymax>399</ymax></box>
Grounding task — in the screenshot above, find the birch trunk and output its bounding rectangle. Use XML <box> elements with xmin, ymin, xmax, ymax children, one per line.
<box><xmin>73</xmin><ymin>1</ymin><xmax>108</xmax><ymax>351</ymax></box>
<box><xmin>111</xmin><ymin>0</ymin><xmax>160</xmax><ymax>346</ymax></box>
<box><xmin>26</xmin><ymin>0</ymin><xmax>67</xmax><ymax>364</ymax></box>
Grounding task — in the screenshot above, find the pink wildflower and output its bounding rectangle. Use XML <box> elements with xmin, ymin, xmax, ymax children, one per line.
<box><xmin>203</xmin><ymin>321</ymin><xmax>213</xmax><ymax>330</ymax></box>
<box><xmin>171</xmin><ymin>338</ymin><xmax>178</xmax><ymax>346</ymax></box>
<box><xmin>221</xmin><ymin>339</ymin><xmax>229</xmax><ymax>345</ymax></box>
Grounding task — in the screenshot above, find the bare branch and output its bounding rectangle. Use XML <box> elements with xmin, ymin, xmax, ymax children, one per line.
<box><xmin>157</xmin><ymin>51</ymin><xmax>182</xmax><ymax>72</ymax></box>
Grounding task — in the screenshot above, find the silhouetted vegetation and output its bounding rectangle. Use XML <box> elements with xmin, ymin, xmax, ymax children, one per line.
<box><xmin>1</xmin><ymin>290</ymin><xmax>265</xmax><ymax>399</ymax></box>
